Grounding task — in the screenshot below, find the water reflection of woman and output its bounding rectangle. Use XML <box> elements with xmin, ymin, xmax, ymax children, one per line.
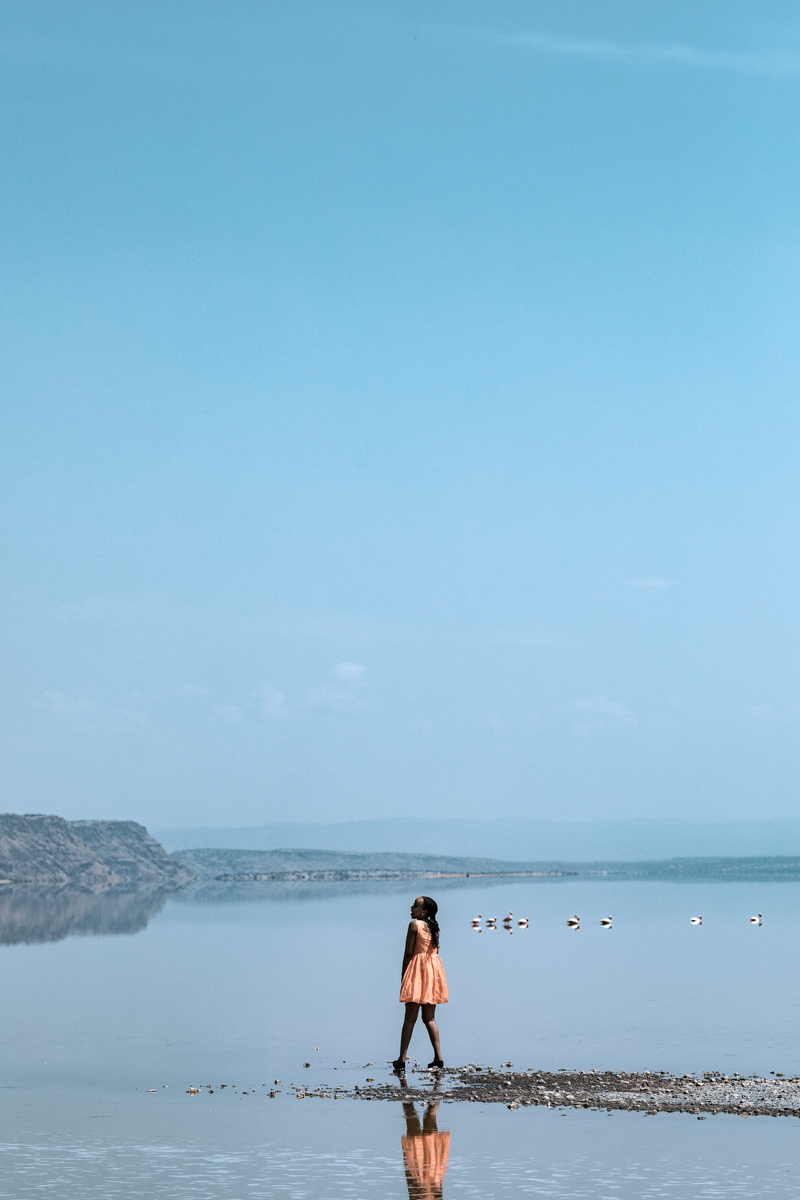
<box><xmin>401</xmin><ymin>1094</ymin><xmax>450</xmax><ymax>1200</ymax></box>
<box><xmin>393</xmin><ymin>896</ymin><xmax>448</xmax><ymax>1070</ymax></box>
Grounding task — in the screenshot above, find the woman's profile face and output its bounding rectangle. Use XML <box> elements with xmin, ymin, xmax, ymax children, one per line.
<box><xmin>410</xmin><ymin>897</ymin><xmax>426</xmax><ymax>918</ymax></box>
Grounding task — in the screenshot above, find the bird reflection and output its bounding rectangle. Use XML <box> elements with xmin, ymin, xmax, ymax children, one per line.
<box><xmin>400</xmin><ymin>1079</ymin><xmax>450</xmax><ymax>1200</ymax></box>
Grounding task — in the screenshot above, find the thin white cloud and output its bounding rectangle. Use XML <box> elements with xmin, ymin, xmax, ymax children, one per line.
<box><xmin>484</xmin><ymin>710</ymin><xmax>505</xmax><ymax>734</ymax></box>
<box><xmin>333</xmin><ymin>661</ymin><xmax>366</xmax><ymax>682</ymax></box>
<box><xmin>259</xmin><ymin>685</ymin><xmax>286</xmax><ymax>719</ymax></box>
<box><xmin>171</xmin><ymin>683</ymin><xmax>209</xmax><ymax>698</ymax></box>
<box><xmin>750</xmin><ymin>703</ymin><xmax>800</xmax><ymax>725</ymax></box>
<box><xmin>306</xmin><ymin>687</ymin><xmax>354</xmax><ymax>706</ymax></box>
<box><xmin>479</xmin><ymin>629</ymin><xmax>557</xmax><ymax>647</ymax></box>
<box><xmin>211</xmin><ymin>704</ymin><xmax>245</xmax><ymax>725</ymax></box>
<box><xmin>53</xmin><ymin>596</ymin><xmax>191</xmax><ymax>625</ymax></box>
<box><xmin>38</xmin><ymin>691</ymin><xmax>92</xmax><ymax>715</ymax></box>
<box><xmin>112</xmin><ymin>708</ymin><xmax>151</xmax><ymax>727</ymax></box>
<box><xmin>259</xmin><ymin>616</ymin><xmax>416</xmax><ymax>643</ymax></box>
<box><xmin>510</xmin><ymin>32</ymin><xmax>800</xmax><ymax>74</ymax></box>
<box><xmin>628</xmin><ymin>578</ymin><xmax>674</xmax><ymax>588</ymax></box>
<box><xmin>571</xmin><ymin>695</ymin><xmax>637</xmax><ymax>733</ymax></box>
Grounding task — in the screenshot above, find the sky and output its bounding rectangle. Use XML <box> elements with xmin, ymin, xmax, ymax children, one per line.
<box><xmin>2</xmin><ymin>0</ymin><xmax>800</xmax><ymax>830</ymax></box>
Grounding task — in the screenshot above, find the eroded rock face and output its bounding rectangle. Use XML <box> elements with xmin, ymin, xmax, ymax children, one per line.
<box><xmin>0</xmin><ymin>814</ymin><xmax>193</xmax><ymax>890</ymax></box>
<box><xmin>72</xmin><ymin>820</ymin><xmax>193</xmax><ymax>887</ymax></box>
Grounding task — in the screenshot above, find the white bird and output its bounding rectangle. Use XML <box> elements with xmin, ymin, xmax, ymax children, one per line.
<box><xmin>750</xmin><ymin>914</ymin><xmax>762</xmax><ymax>926</ymax></box>
<box><xmin>600</xmin><ymin>916</ymin><xmax>612</xmax><ymax>927</ymax></box>
<box><xmin>471</xmin><ymin>914</ymin><xmax>482</xmax><ymax>925</ymax></box>
<box><xmin>566</xmin><ymin>915</ymin><xmax>580</xmax><ymax>927</ymax></box>
<box><xmin>517</xmin><ymin>918</ymin><xmax>529</xmax><ymax>928</ymax></box>
<box><xmin>690</xmin><ymin>916</ymin><xmax>702</xmax><ymax>926</ymax></box>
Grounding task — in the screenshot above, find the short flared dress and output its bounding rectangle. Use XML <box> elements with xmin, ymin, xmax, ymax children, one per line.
<box><xmin>399</xmin><ymin>919</ymin><xmax>448</xmax><ymax>1005</ymax></box>
<box><xmin>402</xmin><ymin>1129</ymin><xmax>450</xmax><ymax>1198</ymax></box>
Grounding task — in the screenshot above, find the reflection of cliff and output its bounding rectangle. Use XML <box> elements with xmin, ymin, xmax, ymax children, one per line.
<box><xmin>0</xmin><ymin>814</ymin><xmax>193</xmax><ymax>889</ymax></box>
<box><xmin>0</xmin><ymin>885</ymin><xmax>173</xmax><ymax>945</ymax></box>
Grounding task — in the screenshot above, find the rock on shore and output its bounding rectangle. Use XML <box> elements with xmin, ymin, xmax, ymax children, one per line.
<box><xmin>0</xmin><ymin>813</ymin><xmax>193</xmax><ymax>890</ymax></box>
<box><xmin>345</xmin><ymin>1065</ymin><xmax>800</xmax><ymax>1118</ymax></box>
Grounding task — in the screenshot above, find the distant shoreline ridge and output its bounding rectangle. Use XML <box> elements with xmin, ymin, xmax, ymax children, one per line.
<box><xmin>173</xmin><ymin>846</ymin><xmax>800</xmax><ymax>884</ymax></box>
<box><xmin>5</xmin><ymin>811</ymin><xmax>800</xmax><ymax>890</ymax></box>
<box><xmin>214</xmin><ymin>869</ymin><xmax>575</xmax><ymax>882</ymax></box>
<box><xmin>154</xmin><ymin>816</ymin><xmax>800</xmax><ymax>862</ymax></box>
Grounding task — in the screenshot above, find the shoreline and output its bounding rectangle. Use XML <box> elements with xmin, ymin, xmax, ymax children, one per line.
<box><xmin>335</xmin><ymin>1066</ymin><xmax>800</xmax><ymax>1117</ymax></box>
<box><xmin>214</xmin><ymin>869</ymin><xmax>573</xmax><ymax>882</ymax></box>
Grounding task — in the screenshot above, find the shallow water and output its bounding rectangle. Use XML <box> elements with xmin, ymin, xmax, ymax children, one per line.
<box><xmin>1</xmin><ymin>876</ymin><xmax>799</xmax><ymax>1196</ymax></box>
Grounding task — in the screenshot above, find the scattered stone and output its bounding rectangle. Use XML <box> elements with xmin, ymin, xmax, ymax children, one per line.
<box><xmin>331</xmin><ymin>1066</ymin><xmax>800</xmax><ymax>1117</ymax></box>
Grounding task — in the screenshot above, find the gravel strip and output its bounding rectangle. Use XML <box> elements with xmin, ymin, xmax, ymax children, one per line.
<box><xmin>335</xmin><ymin>1066</ymin><xmax>800</xmax><ymax>1117</ymax></box>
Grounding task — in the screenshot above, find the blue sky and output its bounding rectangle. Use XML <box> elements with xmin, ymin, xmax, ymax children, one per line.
<box><xmin>2</xmin><ymin>1</ymin><xmax>800</xmax><ymax>828</ymax></box>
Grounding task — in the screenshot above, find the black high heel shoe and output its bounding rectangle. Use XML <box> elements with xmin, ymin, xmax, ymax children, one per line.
<box><xmin>428</xmin><ymin>1058</ymin><xmax>444</xmax><ymax>1069</ymax></box>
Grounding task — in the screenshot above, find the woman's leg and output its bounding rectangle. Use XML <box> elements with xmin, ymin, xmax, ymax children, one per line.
<box><xmin>403</xmin><ymin>1101</ymin><xmax>422</xmax><ymax>1135</ymax></box>
<box><xmin>421</xmin><ymin>1004</ymin><xmax>442</xmax><ymax>1061</ymax></box>
<box><xmin>422</xmin><ymin>1103</ymin><xmax>439</xmax><ymax>1132</ymax></box>
<box><xmin>397</xmin><ymin>1002</ymin><xmax>420</xmax><ymax>1063</ymax></box>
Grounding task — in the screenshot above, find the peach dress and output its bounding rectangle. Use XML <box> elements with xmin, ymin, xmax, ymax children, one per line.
<box><xmin>402</xmin><ymin>1129</ymin><xmax>450</xmax><ymax>1199</ymax></box>
<box><xmin>399</xmin><ymin>920</ymin><xmax>448</xmax><ymax>1005</ymax></box>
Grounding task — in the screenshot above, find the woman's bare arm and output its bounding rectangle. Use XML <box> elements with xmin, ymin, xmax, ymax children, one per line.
<box><xmin>401</xmin><ymin>920</ymin><xmax>418</xmax><ymax>977</ymax></box>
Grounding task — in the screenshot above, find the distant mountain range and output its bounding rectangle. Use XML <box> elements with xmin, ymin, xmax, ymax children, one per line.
<box><xmin>154</xmin><ymin>817</ymin><xmax>800</xmax><ymax>862</ymax></box>
<box><xmin>172</xmin><ymin>846</ymin><xmax>575</xmax><ymax>882</ymax></box>
<box><xmin>172</xmin><ymin>846</ymin><xmax>800</xmax><ymax>884</ymax></box>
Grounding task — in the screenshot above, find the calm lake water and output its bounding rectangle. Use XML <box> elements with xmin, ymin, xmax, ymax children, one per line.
<box><xmin>2</xmin><ymin>875</ymin><xmax>800</xmax><ymax>1197</ymax></box>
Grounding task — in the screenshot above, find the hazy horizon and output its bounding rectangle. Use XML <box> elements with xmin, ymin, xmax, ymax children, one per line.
<box><xmin>152</xmin><ymin>815</ymin><xmax>800</xmax><ymax>861</ymax></box>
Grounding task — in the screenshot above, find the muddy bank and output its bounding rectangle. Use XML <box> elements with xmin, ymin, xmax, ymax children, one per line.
<box><xmin>336</xmin><ymin>1065</ymin><xmax>800</xmax><ymax>1117</ymax></box>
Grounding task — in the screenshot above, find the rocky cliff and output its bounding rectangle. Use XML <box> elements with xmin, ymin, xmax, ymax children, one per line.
<box><xmin>0</xmin><ymin>814</ymin><xmax>193</xmax><ymax>890</ymax></box>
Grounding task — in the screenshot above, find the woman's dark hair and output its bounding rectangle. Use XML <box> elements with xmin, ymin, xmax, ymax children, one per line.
<box><xmin>420</xmin><ymin>896</ymin><xmax>440</xmax><ymax>950</ymax></box>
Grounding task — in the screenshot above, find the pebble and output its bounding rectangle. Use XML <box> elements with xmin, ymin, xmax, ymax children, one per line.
<box><xmin>333</xmin><ymin>1066</ymin><xmax>800</xmax><ymax>1117</ymax></box>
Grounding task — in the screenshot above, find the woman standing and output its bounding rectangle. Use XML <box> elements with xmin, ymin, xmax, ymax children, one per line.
<box><xmin>393</xmin><ymin>896</ymin><xmax>448</xmax><ymax>1070</ymax></box>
